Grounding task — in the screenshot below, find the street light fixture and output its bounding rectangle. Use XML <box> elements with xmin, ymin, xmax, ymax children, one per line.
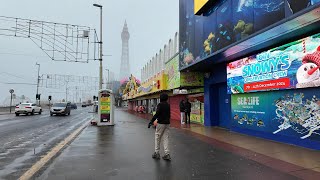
<box><xmin>93</xmin><ymin>3</ymin><xmax>103</xmax><ymax>90</ymax></box>
<box><xmin>93</xmin><ymin>3</ymin><xmax>102</xmax><ymax>8</ymax></box>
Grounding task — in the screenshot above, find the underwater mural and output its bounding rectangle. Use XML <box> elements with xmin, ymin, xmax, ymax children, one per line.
<box><xmin>231</xmin><ymin>88</ymin><xmax>320</xmax><ymax>141</ymax></box>
<box><xmin>227</xmin><ymin>33</ymin><xmax>320</xmax><ymax>94</ymax></box>
<box><xmin>179</xmin><ymin>0</ymin><xmax>320</xmax><ymax>69</ymax></box>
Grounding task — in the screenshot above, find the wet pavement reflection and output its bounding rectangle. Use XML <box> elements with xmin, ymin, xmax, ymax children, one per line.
<box><xmin>38</xmin><ymin>109</ymin><xmax>301</xmax><ymax>180</ymax></box>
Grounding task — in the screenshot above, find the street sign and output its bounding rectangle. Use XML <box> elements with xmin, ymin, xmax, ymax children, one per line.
<box><xmin>9</xmin><ymin>89</ymin><xmax>14</xmax><ymax>93</ymax></box>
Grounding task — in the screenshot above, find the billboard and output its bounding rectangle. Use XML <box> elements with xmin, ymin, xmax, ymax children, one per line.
<box><xmin>166</xmin><ymin>55</ymin><xmax>181</xmax><ymax>90</ymax></box>
<box><xmin>179</xmin><ymin>0</ymin><xmax>320</xmax><ymax>69</ymax></box>
<box><xmin>231</xmin><ymin>88</ymin><xmax>320</xmax><ymax>142</ymax></box>
<box><xmin>227</xmin><ymin>33</ymin><xmax>320</xmax><ymax>94</ymax></box>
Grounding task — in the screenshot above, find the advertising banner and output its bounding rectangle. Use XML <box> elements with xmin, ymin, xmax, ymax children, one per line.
<box><xmin>227</xmin><ymin>33</ymin><xmax>320</xmax><ymax>94</ymax></box>
<box><xmin>166</xmin><ymin>55</ymin><xmax>180</xmax><ymax>90</ymax></box>
<box><xmin>231</xmin><ymin>88</ymin><xmax>320</xmax><ymax>141</ymax></box>
<box><xmin>100</xmin><ymin>93</ymin><xmax>111</xmax><ymax>122</ymax></box>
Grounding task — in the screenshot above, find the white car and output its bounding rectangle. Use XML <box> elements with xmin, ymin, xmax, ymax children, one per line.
<box><xmin>15</xmin><ymin>103</ymin><xmax>42</xmax><ymax>116</ymax></box>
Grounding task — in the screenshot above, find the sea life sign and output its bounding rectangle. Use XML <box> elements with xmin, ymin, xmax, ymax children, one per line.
<box><xmin>227</xmin><ymin>33</ymin><xmax>320</xmax><ymax>94</ymax></box>
<box><xmin>231</xmin><ymin>88</ymin><xmax>320</xmax><ymax>142</ymax></box>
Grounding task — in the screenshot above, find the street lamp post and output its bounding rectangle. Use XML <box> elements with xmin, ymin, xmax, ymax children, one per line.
<box><xmin>105</xmin><ymin>68</ymin><xmax>109</xmax><ymax>89</ymax></box>
<box><xmin>36</xmin><ymin>63</ymin><xmax>40</xmax><ymax>105</ymax></box>
<box><xmin>93</xmin><ymin>3</ymin><xmax>103</xmax><ymax>90</ymax></box>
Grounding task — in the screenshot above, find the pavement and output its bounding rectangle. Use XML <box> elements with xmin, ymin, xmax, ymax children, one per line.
<box><xmin>0</xmin><ymin>107</ymin><xmax>92</xmax><ymax>180</ymax></box>
<box><xmin>36</xmin><ymin>109</ymin><xmax>308</xmax><ymax>180</ymax></box>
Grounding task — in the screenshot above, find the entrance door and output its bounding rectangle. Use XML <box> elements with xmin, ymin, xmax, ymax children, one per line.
<box><xmin>217</xmin><ymin>83</ymin><xmax>231</xmax><ymax>128</ymax></box>
<box><xmin>210</xmin><ymin>83</ymin><xmax>231</xmax><ymax>128</ymax></box>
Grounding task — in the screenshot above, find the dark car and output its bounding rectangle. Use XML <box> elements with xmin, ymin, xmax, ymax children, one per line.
<box><xmin>50</xmin><ymin>102</ymin><xmax>71</xmax><ymax>116</ymax></box>
<box><xmin>71</xmin><ymin>103</ymin><xmax>77</xmax><ymax>109</ymax></box>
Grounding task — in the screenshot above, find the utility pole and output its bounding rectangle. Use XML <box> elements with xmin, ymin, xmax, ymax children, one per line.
<box><xmin>93</xmin><ymin>3</ymin><xmax>103</xmax><ymax>90</ymax></box>
<box><xmin>65</xmin><ymin>81</ymin><xmax>69</xmax><ymax>102</ymax></box>
<box><xmin>36</xmin><ymin>63</ymin><xmax>40</xmax><ymax>105</ymax></box>
<box><xmin>105</xmin><ymin>69</ymin><xmax>109</xmax><ymax>89</ymax></box>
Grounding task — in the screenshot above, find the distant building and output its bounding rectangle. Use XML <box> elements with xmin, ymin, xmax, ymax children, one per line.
<box><xmin>119</xmin><ymin>21</ymin><xmax>130</xmax><ymax>80</ymax></box>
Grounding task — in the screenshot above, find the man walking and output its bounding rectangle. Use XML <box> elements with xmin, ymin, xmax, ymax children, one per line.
<box><xmin>148</xmin><ymin>93</ymin><xmax>171</xmax><ymax>161</ymax></box>
<box><xmin>185</xmin><ymin>98</ymin><xmax>191</xmax><ymax>124</ymax></box>
<box><xmin>179</xmin><ymin>99</ymin><xmax>185</xmax><ymax>124</ymax></box>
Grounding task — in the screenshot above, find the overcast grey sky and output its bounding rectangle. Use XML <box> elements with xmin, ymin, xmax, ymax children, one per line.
<box><xmin>0</xmin><ymin>0</ymin><xmax>178</xmax><ymax>104</ymax></box>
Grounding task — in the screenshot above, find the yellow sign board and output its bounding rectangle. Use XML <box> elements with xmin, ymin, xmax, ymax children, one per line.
<box><xmin>101</xmin><ymin>97</ymin><xmax>110</xmax><ymax>102</ymax></box>
<box><xmin>101</xmin><ymin>105</ymin><xmax>110</xmax><ymax>111</ymax></box>
<box><xmin>194</xmin><ymin>0</ymin><xmax>209</xmax><ymax>15</ymax></box>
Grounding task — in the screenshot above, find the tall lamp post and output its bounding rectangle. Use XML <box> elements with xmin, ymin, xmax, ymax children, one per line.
<box><xmin>93</xmin><ymin>3</ymin><xmax>103</xmax><ymax>90</ymax></box>
<box><xmin>36</xmin><ymin>63</ymin><xmax>40</xmax><ymax>105</ymax></box>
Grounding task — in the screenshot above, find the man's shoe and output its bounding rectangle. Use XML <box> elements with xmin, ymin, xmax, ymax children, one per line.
<box><xmin>162</xmin><ymin>154</ymin><xmax>171</xmax><ymax>161</ymax></box>
<box><xmin>152</xmin><ymin>152</ymin><xmax>160</xmax><ymax>159</ymax></box>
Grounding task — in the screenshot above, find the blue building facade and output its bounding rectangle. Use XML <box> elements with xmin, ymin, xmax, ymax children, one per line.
<box><xmin>180</xmin><ymin>0</ymin><xmax>320</xmax><ymax>150</ymax></box>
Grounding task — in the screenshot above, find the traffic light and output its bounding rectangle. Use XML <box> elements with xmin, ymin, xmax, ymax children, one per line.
<box><xmin>48</xmin><ymin>95</ymin><xmax>52</xmax><ymax>101</ymax></box>
<box><xmin>36</xmin><ymin>94</ymin><xmax>41</xmax><ymax>100</ymax></box>
<box><xmin>93</xmin><ymin>96</ymin><xmax>98</xmax><ymax>101</ymax></box>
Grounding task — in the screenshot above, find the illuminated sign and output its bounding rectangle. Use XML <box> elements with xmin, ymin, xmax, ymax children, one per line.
<box><xmin>227</xmin><ymin>33</ymin><xmax>320</xmax><ymax>94</ymax></box>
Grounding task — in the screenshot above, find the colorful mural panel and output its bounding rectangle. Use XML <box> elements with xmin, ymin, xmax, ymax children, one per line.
<box><xmin>179</xmin><ymin>0</ymin><xmax>320</xmax><ymax>69</ymax></box>
<box><xmin>181</xmin><ymin>72</ymin><xmax>204</xmax><ymax>87</ymax></box>
<box><xmin>231</xmin><ymin>88</ymin><xmax>320</xmax><ymax>141</ymax></box>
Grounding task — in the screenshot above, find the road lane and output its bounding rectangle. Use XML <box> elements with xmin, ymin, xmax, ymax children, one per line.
<box><xmin>0</xmin><ymin>107</ymin><xmax>93</xmax><ymax>180</ymax></box>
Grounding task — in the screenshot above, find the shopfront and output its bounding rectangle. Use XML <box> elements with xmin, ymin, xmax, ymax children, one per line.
<box><xmin>122</xmin><ymin>73</ymin><xmax>167</xmax><ymax>114</ymax></box>
<box><xmin>179</xmin><ymin>0</ymin><xmax>320</xmax><ymax>149</ymax></box>
<box><xmin>165</xmin><ymin>54</ymin><xmax>204</xmax><ymax>122</ymax></box>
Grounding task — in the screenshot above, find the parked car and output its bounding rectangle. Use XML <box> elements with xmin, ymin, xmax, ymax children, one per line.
<box><xmin>15</xmin><ymin>103</ymin><xmax>42</xmax><ymax>116</ymax></box>
<box><xmin>81</xmin><ymin>102</ymin><xmax>87</xmax><ymax>107</ymax></box>
<box><xmin>70</xmin><ymin>103</ymin><xmax>77</xmax><ymax>109</ymax></box>
<box><xmin>50</xmin><ymin>102</ymin><xmax>71</xmax><ymax>116</ymax></box>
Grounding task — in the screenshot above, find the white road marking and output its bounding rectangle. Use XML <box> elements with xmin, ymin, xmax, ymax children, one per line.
<box><xmin>18</xmin><ymin>120</ymin><xmax>89</xmax><ymax>180</ymax></box>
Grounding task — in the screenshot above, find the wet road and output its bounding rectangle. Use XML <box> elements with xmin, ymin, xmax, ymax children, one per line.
<box><xmin>0</xmin><ymin>107</ymin><xmax>92</xmax><ymax>180</ymax></box>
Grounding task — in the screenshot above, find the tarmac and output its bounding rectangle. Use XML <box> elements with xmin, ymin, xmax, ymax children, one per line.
<box><xmin>34</xmin><ymin>108</ymin><xmax>320</xmax><ymax>180</ymax></box>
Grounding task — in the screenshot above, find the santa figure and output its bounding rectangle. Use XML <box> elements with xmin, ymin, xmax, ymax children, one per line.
<box><xmin>296</xmin><ymin>46</ymin><xmax>320</xmax><ymax>88</ymax></box>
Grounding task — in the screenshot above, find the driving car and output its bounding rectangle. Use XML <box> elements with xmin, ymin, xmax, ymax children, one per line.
<box><xmin>50</xmin><ymin>102</ymin><xmax>71</xmax><ymax>116</ymax></box>
<box><xmin>70</xmin><ymin>103</ymin><xmax>77</xmax><ymax>109</ymax></box>
<box><xmin>15</xmin><ymin>103</ymin><xmax>42</xmax><ymax>116</ymax></box>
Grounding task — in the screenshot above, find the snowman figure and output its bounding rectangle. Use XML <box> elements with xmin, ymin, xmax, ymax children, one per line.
<box><xmin>296</xmin><ymin>46</ymin><xmax>320</xmax><ymax>88</ymax></box>
<box><xmin>296</xmin><ymin>63</ymin><xmax>320</xmax><ymax>88</ymax></box>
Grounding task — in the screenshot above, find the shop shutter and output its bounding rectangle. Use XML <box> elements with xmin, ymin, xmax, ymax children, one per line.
<box><xmin>168</xmin><ymin>95</ymin><xmax>186</xmax><ymax>121</ymax></box>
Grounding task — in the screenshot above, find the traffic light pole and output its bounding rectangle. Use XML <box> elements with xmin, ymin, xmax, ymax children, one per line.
<box><xmin>36</xmin><ymin>63</ymin><xmax>40</xmax><ymax>106</ymax></box>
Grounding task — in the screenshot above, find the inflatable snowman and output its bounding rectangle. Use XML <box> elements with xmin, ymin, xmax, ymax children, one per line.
<box><xmin>296</xmin><ymin>46</ymin><xmax>320</xmax><ymax>88</ymax></box>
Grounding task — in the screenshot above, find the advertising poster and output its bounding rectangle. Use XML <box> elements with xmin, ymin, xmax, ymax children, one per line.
<box><xmin>100</xmin><ymin>93</ymin><xmax>110</xmax><ymax>122</ymax></box>
<box><xmin>165</xmin><ymin>55</ymin><xmax>180</xmax><ymax>90</ymax></box>
<box><xmin>231</xmin><ymin>88</ymin><xmax>320</xmax><ymax>141</ymax></box>
<box><xmin>227</xmin><ymin>33</ymin><xmax>320</xmax><ymax>94</ymax></box>
<box><xmin>191</xmin><ymin>100</ymin><xmax>202</xmax><ymax>124</ymax></box>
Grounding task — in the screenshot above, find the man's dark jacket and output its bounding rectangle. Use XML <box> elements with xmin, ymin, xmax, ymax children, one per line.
<box><xmin>179</xmin><ymin>101</ymin><xmax>185</xmax><ymax>112</ymax></box>
<box><xmin>150</xmin><ymin>94</ymin><xmax>170</xmax><ymax>124</ymax></box>
<box><xmin>185</xmin><ymin>101</ymin><xmax>191</xmax><ymax>113</ymax></box>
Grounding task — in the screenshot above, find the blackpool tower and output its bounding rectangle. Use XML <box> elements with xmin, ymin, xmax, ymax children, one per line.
<box><xmin>119</xmin><ymin>21</ymin><xmax>130</xmax><ymax>80</ymax></box>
